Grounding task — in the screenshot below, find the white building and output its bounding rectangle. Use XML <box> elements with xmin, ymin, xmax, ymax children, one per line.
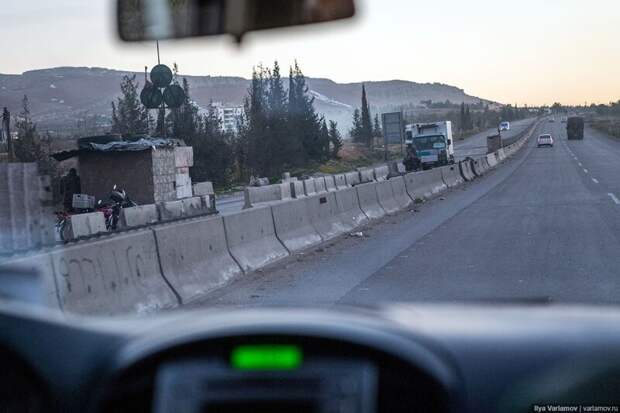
<box><xmin>209</xmin><ymin>102</ymin><xmax>244</xmax><ymax>134</ymax></box>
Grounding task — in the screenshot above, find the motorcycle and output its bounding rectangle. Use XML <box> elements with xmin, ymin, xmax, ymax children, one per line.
<box><xmin>102</xmin><ymin>185</ymin><xmax>137</xmax><ymax>230</ymax></box>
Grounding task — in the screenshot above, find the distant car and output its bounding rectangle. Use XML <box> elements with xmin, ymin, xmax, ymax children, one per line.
<box><xmin>549</xmin><ymin>118</ymin><xmax>555</xmax><ymax>123</ymax></box>
<box><xmin>537</xmin><ymin>134</ymin><xmax>554</xmax><ymax>147</ymax></box>
<box><xmin>499</xmin><ymin>121</ymin><xmax>510</xmax><ymax>131</ymax></box>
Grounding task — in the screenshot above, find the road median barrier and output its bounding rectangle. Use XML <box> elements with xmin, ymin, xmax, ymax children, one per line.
<box><xmin>374</xmin><ymin>165</ymin><xmax>389</xmax><ymax>181</ymax></box>
<box><xmin>440</xmin><ymin>165</ymin><xmax>464</xmax><ymax>188</ymax></box>
<box><xmin>358</xmin><ymin>168</ymin><xmax>375</xmax><ymax>184</ymax></box>
<box><xmin>375</xmin><ymin>180</ymin><xmax>400</xmax><ymax>214</ymax></box>
<box><xmin>121</xmin><ymin>204</ymin><xmax>159</xmax><ymax>228</ymax></box>
<box><xmin>314</xmin><ymin>177</ymin><xmax>327</xmax><ymax>193</ymax></box>
<box><xmin>486</xmin><ymin>153</ymin><xmax>498</xmax><ymax>168</ymax></box>
<box><xmin>404</xmin><ymin>169</ymin><xmax>447</xmax><ymax>201</ymax></box>
<box><xmin>223</xmin><ymin>206</ymin><xmax>288</xmax><ymax>273</ymax></box>
<box><xmin>158</xmin><ymin>200</ymin><xmax>184</xmax><ymax>220</ymax></box>
<box><xmin>389</xmin><ymin>176</ymin><xmax>413</xmax><ymax>210</ymax></box>
<box><xmin>271</xmin><ymin>198</ymin><xmax>322</xmax><ymax>253</ymax></box>
<box><xmin>459</xmin><ymin>160</ymin><xmax>476</xmax><ymax>181</ymax></box>
<box><xmin>291</xmin><ymin>180</ymin><xmax>306</xmax><ymax>198</ymax></box>
<box><xmin>333</xmin><ymin>174</ymin><xmax>348</xmax><ymax>190</ymax></box>
<box><xmin>49</xmin><ymin>229</ymin><xmax>179</xmax><ymax>315</ymax></box>
<box><xmin>471</xmin><ymin>157</ymin><xmax>488</xmax><ymax>177</ymax></box>
<box><xmin>153</xmin><ymin>216</ymin><xmax>242</xmax><ymax>304</ymax></box>
<box><xmin>345</xmin><ymin>171</ymin><xmax>361</xmax><ymax>187</ymax></box>
<box><xmin>356</xmin><ymin>182</ymin><xmax>386</xmax><ymax>219</ymax></box>
<box><xmin>65</xmin><ymin>212</ymin><xmax>107</xmax><ymax>240</ymax></box>
<box><xmin>306</xmin><ymin>193</ymin><xmax>348</xmax><ymax>241</ymax></box>
<box><xmin>180</xmin><ymin>196</ymin><xmax>204</xmax><ymax>216</ymax></box>
<box><xmin>334</xmin><ymin>187</ymin><xmax>368</xmax><ymax>230</ymax></box>
<box><xmin>324</xmin><ymin>176</ymin><xmax>337</xmax><ymax>192</ymax></box>
<box><xmin>303</xmin><ymin>178</ymin><xmax>317</xmax><ymax>196</ymax></box>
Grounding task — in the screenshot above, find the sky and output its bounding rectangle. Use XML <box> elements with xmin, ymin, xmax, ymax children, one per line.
<box><xmin>1</xmin><ymin>0</ymin><xmax>620</xmax><ymax>106</ymax></box>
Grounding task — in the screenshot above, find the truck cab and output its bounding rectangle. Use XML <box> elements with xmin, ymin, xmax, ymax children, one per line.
<box><xmin>405</xmin><ymin>121</ymin><xmax>455</xmax><ymax>169</ymax></box>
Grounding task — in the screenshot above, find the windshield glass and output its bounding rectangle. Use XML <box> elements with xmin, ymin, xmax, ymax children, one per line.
<box><xmin>2</xmin><ymin>0</ymin><xmax>620</xmax><ymax>319</ymax></box>
<box><xmin>415</xmin><ymin>135</ymin><xmax>445</xmax><ymax>150</ymax></box>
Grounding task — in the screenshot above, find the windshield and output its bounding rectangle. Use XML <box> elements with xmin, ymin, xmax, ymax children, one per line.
<box><xmin>414</xmin><ymin>135</ymin><xmax>446</xmax><ymax>150</ymax></box>
<box><xmin>2</xmin><ymin>0</ymin><xmax>620</xmax><ymax>319</ymax></box>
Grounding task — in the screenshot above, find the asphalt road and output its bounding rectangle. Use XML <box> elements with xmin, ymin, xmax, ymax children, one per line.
<box><xmin>215</xmin><ymin>119</ymin><xmax>536</xmax><ymax>215</ymax></box>
<box><xmin>453</xmin><ymin>118</ymin><xmax>535</xmax><ymax>160</ymax></box>
<box><xmin>188</xmin><ymin>118</ymin><xmax>620</xmax><ymax>309</ymax></box>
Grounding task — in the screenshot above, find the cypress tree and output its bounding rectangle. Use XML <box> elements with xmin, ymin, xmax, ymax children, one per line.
<box><xmin>111</xmin><ymin>74</ymin><xmax>149</xmax><ymax>136</ymax></box>
<box><xmin>328</xmin><ymin>120</ymin><xmax>343</xmax><ymax>158</ymax></box>
<box><xmin>360</xmin><ymin>84</ymin><xmax>373</xmax><ymax>147</ymax></box>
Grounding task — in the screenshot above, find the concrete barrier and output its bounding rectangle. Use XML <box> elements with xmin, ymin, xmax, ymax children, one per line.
<box><xmin>404</xmin><ymin>169</ymin><xmax>447</xmax><ymax>201</ymax></box>
<box><xmin>356</xmin><ymin>182</ymin><xmax>386</xmax><ymax>219</ymax></box>
<box><xmin>497</xmin><ymin>148</ymin><xmax>507</xmax><ymax>161</ymax></box>
<box><xmin>390</xmin><ymin>176</ymin><xmax>413</xmax><ymax>210</ymax></box>
<box><xmin>243</xmin><ymin>184</ymin><xmax>288</xmax><ymax>208</ymax></box>
<box><xmin>192</xmin><ymin>181</ymin><xmax>214</xmax><ymax>196</ymax></box>
<box><xmin>306</xmin><ymin>193</ymin><xmax>348</xmax><ymax>241</ymax></box>
<box><xmin>459</xmin><ymin>160</ymin><xmax>476</xmax><ymax>182</ymax></box>
<box><xmin>153</xmin><ymin>216</ymin><xmax>242</xmax><ymax>304</ymax></box>
<box><xmin>486</xmin><ymin>153</ymin><xmax>498</xmax><ymax>168</ymax></box>
<box><xmin>303</xmin><ymin>178</ymin><xmax>317</xmax><ymax>196</ymax></box>
<box><xmin>358</xmin><ymin>168</ymin><xmax>375</xmax><ymax>184</ymax></box>
<box><xmin>375</xmin><ymin>180</ymin><xmax>400</xmax><ymax>214</ymax></box>
<box><xmin>271</xmin><ymin>198</ymin><xmax>322</xmax><ymax>252</ymax></box>
<box><xmin>314</xmin><ymin>177</ymin><xmax>327</xmax><ymax>193</ymax></box>
<box><xmin>374</xmin><ymin>165</ymin><xmax>389</xmax><ymax>181</ymax></box>
<box><xmin>440</xmin><ymin>165</ymin><xmax>464</xmax><ymax>189</ymax></box>
<box><xmin>324</xmin><ymin>176</ymin><xmax>337</xmax><ymax>192</ymax></box>
<box><xmin>66</xmin><ymin>212</ymin><xmax>107</xmax><ymax>239</ymax></box>
<box><xmin>181</xmin><ymin>196</ymin><xmax>204</xmax><ymax>216</ymax></box>
<box><xmin>121</xmin><ymin>204</ymin><xmax>159</xmax><ymax>228</ymax></box>
<box><xmin>158</xmin><ymin>200</ymin><xmax>184</xmax><ymax>220</ymax></box>
<box><xmin>223</xmin><ymin>206</ymin><xmax>289</xmax><ymax>273</ymax></box>
<box><xmin>345</xmin><ymin>171</ymin><xmax>361</xmax><ymax>187</ymax></box>
<box><xmin>334</xmin><ymin>174</ymin><xmax>348</xmax><ymax>190</ymax></box>
<box><xmin>0</xmin><ymin>252</ymin><xmax>61</xmax><ymax>309</ymax></box>
<box><xmin>50</xmin><ymin>229</ymin><xmax>179</xmax><ymax>315</ymax></box>
<box><xmin>471</xmin><ymin>157</ymin><xmax>488</xmax><ymax>177</ymax></box>
<box><xmin>388</xmin><ymin>161</ymin><xmax>407</xmax><ymax>178</ymax></box>
<box><xmin>334</xmin><ymin>187</ymin><xmax>368</xmax><ymax>230</ymax></box>
<box><xmin>291</xmin><ymin>180</ymin><xmax>306</xmax><ymax>198</ymax></box>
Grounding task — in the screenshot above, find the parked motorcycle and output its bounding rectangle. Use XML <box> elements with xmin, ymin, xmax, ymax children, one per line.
<box><xmin>104</xmin><ymin>185</ymin><xmax>137</xmax><ymax>230</ymax></box>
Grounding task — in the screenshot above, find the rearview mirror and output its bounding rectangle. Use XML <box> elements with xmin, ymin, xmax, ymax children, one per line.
<box><xmin>117</xmin><ymin>0</ymin><xmax>356</xmax><ymax>42</ymax></box>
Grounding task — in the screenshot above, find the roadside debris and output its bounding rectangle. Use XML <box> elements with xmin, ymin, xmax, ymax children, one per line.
<box><xmin>348</xmin><ymin>231</ymin><xmax>364</xmax><ymax>238</ymax></box>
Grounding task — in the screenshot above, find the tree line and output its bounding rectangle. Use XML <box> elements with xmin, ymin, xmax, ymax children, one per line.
<box><xmin>109</xmin><ymin>61</ymin><xmax>343</xmax><ymax>187</ymax></box>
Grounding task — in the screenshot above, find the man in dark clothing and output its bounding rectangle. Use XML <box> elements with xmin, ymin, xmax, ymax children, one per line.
<box><xmin>61</xmin><ymin>168</ymin><xmax>81</xmax><ymax>212</ymax></box>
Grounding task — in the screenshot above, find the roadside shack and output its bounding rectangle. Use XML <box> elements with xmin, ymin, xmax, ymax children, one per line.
<box><xmin>52</xmin><ymin>135</ymin><xmax>194</xmax><ymax>205</ymax></box>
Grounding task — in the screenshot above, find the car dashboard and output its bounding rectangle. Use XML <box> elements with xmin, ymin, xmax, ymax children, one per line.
<box><xmin>2</xmin><ymin>302</ymin><xmax>620</xmax><ymax>413</ymax></box>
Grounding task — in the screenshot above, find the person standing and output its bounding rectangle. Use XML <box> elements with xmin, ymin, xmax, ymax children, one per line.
<box><xmin>60</xmin><ymin>168</ymin><xmax>81</xmax><ymax>212</ymax></box>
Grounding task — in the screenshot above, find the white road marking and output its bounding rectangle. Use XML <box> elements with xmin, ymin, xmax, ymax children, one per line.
<box><xmin>578</xmin><ymin>162</ymin><xmax>583</xmax><ymax>167</ymax></box>
<box><xmin>592</xmin><ymin>178</ymin><xmax>599</xmax><ymax>184</ymax></box>
<box><xmin>583</xmin><ymin>169</ymin><xmax>589</xmax><ymax>174</ymax></box>
<box><xmin>608</xmin><ymin>193</ymin><xmax>620</xmax><ymax>205</ymax></box>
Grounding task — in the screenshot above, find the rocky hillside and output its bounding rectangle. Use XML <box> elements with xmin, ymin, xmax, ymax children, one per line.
<box><xmin>0</xmin><ymin>66</ymin><xmax>495</xmax><ymax>134</ymax></box>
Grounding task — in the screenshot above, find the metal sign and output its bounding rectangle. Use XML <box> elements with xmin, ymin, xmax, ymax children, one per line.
<box><xmin>140</xmin><ymin>86</ymin><xmax>163</xmax><ymax>109</ymax></box>
<box><xmin>382</xmin><ymin>112</ymin><xmax>403</xmax><ymax>144</ymax></box>
<box><xmin>163</xmin><ymin>84</ymin><xmax>186</xmax><ymax>108</ymax></box>
<box><xmin>150</xmin><ymin>64</ymin><xmax>173</xmax><ymax>88</ymax></box>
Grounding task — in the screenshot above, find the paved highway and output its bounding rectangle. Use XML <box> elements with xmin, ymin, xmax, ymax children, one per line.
<box><xmin>216</xmin><ymin>119</ymin><xmax>536</xmax><ymax>215</ymax></box>
<box><xmin>453</xmin><ymin>118</ymin><xmax>535</xmax><ymax>160</ymax></box>
<box><xmin>189</xmin><ymin>119</ymin><xmax>620</xmax><ymax>308</ymax></box>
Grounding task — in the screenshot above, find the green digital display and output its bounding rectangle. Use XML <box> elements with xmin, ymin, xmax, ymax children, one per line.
<box><xmin>230</xmin><ymin>345</ymin><xmax>303</xmax><ymax>371</ymax></box>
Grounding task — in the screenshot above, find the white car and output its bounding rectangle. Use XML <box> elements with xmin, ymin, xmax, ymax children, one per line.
<box><xmin>499</xmin><ymin>121</ymin><xmax>510</xmax><ymax>131</ymax></box>
<box><xmin>537</xmin><ymin>134</ymin><xmax>554</xmax><ymax>147</ymax></box>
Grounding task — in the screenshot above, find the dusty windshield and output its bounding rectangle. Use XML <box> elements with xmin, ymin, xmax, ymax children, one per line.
<box><xmin>1</xmin><ymin>0</ymin><xmax>620</xmax><ymax>318</ymax></box>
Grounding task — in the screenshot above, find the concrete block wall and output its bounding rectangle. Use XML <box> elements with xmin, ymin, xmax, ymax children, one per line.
<box><xmin>152</xmin><ymin>148</ymin><xmax>177</xmax><ymax>203</ymax></box>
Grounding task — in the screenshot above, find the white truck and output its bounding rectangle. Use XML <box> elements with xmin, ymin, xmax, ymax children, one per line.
<box><xmin>405</xmin><ymin>121</ymin><xmax>455</xmax><ymax>169</ymax></box>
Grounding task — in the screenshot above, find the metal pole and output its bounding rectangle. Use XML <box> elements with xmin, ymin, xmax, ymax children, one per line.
<box><xmin>156</xmin><ymin>40</ymin><xmax>161</xmax><ymax>65</ymax></box>
<box><xmin>3</xmin><ymin>108</ymin><xmax>12</xmax><ymax>162</ymax></box>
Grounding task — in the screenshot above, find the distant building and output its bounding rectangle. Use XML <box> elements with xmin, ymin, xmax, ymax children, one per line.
<box><xmin>209</xmin><ymin>102</ymin><xmax>244</xmax><ymax>134</ymax></box>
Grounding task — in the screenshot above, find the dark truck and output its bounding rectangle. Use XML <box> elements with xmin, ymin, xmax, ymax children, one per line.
<box><xmin>567</xmin><ymin>116</ymin><xmax>584</xmax><ymax>140</ymax></box>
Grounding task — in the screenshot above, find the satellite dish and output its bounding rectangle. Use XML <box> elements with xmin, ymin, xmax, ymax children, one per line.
<box><xmin>150</xmin><ymin>64</ymin><xmax>173</xmax><ymax>88</ymax></box>
<box><xmin>140</xmin><ymin>85</ymin><xmax>164</xmax><ymax>109</ymax></box>
<box><xmin>163</xmin><ymin>84</ymin><xmax>186</xmax><ymax>108</ymax></box>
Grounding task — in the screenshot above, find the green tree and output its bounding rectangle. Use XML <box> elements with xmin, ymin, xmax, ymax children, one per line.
<box><xmin>288</xmin><ymin>61</ymin><xmax>323</xmax><ymax>162</ymax></box>
<box><xmin>373</xmin><ymin>113</ymin><xmax>382</xmax><ymax>138</ymax></box>
<box><xmin>13</xmin><ymin>95</ymin><xmax>43</xmax><ymax>163</ymax></box>
<box><xmin>350</xmin><ymin>108</ymin><xmax>362</xmax><ymax>141</ymax></box>
<box><xmin>111</xmin><ymin>74</ymin><xmax>149</xmax><ymax>136</ymax></box>
<box><xmin>328</xmin><ymin>120</ymin><xmax>343</xmax><ymax>158</ymax></box>
<box><xmin>360</xmin><ymin>84</ymin><xmax>373</xmax><ymax>147</ymax></box>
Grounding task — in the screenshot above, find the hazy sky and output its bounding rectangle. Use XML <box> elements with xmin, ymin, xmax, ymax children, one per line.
<box><xmin>2</xmin><ymin>0</ymin><xmax>620</xmax><ymax>105</ymax></box>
